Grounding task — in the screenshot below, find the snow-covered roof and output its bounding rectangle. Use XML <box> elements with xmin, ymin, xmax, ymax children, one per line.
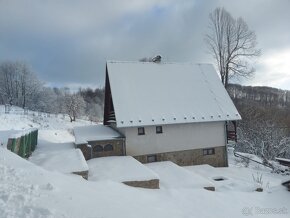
<box><xmin>275</xmin><ymin>157</ymin><xmax>290</xmax><ymax>162</ymax></box>
<box><xmin>146</xmin><ymin>161</ymin><xmax>214</xmax><ymax>189</ymax></box>
<box><xmin>73</xmin><ymin>125</ymin><xmax>123</xmax><ymax>144</ymax></box>
<box><xmin>106</xmin><ymin>61</ymin><xmax>241</xmax><ymax>128</ymax></box>
<box><xmin>87</xmin><ymin>156</ymin><xmax>159</xmax><ymax>182</ymax></box>
<box><xmin>29</xmin><ymin>149</ymin><xmax>89</xmax><ymax>174</ymax></box>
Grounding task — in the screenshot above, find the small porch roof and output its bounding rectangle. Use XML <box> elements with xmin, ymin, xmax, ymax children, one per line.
<box><xmin>73</xmin><ymin>125</ymin><xmax>123</xmax><ymax>145</ymax></box>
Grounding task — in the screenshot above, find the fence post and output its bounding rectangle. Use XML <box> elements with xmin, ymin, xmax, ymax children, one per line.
<box><xmin>11</xmin><ymin>138</ymin><xmax>17</xmax><ymax>152</ymax></box>
<box><xmin>35</xmin><ymin>130</ymin><xmax>38</xmax><ymax>148</ymax></box>
<box><xmin>25</xmin><ymin>133</ymin><xmax>32</xmax><ymax>157</ymax></box>
<box><xmin>31</xmin><ymin>130</ymin><xmax>35</xmax><ymax>151</ymax></box>
<box><xmin>24</xmin><ymin>134</ymin><xmax>28</xmax><ymax>157</ymax></box>
<box><xmin>19</xmin><ymin>136</ymin><xmax>25</xmax><ymax>158</ymax></box>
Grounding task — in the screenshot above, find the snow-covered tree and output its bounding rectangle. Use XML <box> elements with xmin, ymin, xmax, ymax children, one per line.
<box><xmin>0</xmin><ymin>61</ymin><xmax>42</xmax><ymax>108</ymax></box>
<box><xmin>64</xmin><ymin>93</ymin><xmax>85</xmax><ymax>122</ymax></box>
<box><xmin>236</xmin><ymin>104</ymin><xmax>290</xmax><ymax>168</ymax></box>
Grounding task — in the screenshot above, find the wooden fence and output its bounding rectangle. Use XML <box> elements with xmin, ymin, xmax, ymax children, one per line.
<box><xmin>7</xmin><ymin>129</ymin><xmax>38</xmax><ymax>158</ymax></box>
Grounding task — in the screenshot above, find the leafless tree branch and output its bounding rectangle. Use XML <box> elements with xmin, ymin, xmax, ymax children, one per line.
<box><xmin>205</xmin><ymin>8</ymin><xmax>261</xmax><ymax>87</ymax></box>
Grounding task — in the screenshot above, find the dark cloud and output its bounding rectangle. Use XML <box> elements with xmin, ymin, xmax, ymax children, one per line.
<box><xmin>0</xmin><ymin>0</ymin><xmax>289</xmax><ymax>89</ymax></box>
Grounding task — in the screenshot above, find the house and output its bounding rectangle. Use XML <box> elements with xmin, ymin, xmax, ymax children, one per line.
<box><xmin>101</xmin><ymin>60</ymin><xmax>241</xmax><ymax>167</ymax></box>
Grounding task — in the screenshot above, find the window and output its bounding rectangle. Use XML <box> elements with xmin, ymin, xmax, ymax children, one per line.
<box><xmin>156</xmin><ymin>126</ymin><xmax>163</xmax><ymax>134</ymax></box>
<box><xmin>104</xmin><ymin>144</ymin><xmax>113</xmax><ymax>151</ymax></box>
<box><xmin>203</xmin><ymin>148</ymin><xmax>215</xmax><ymax>156</ymax></box>
<box><xmin>147</xmin><ymin>155</ymin><xmax>157</xmax><ymax>163</ymax></box>
<box><xmin>93</xmin><ymin>145</ymin><xmax>103</xmax><ymax>152</ymax></box>
<box><xmin>138</xmin><ymin>127</ymin><xmax>145</xmax><ymax>135</ymax></box>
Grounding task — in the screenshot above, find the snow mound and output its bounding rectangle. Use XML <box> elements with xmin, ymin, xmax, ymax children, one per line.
<box><xmin>0</xmin><ymin>130</ymin><xmax>20</xmax><ymax>148</ymax></box>
<box><xmin>29</xmin><ymin>130</ymin><xmax>88</xmax><ymax>174</ymax></box>
<box><xmin>88</xmin><ymin>156</ymin><xmax>159</xmax><ymax>182</ymax></box>
<box><xmin>146</xmin><ymin>161</ymin><xmax>214</xmax><ymax>189</ymax></box>
<box><xmin>30</xmin><ymin>148</ymin><xmax>88</xmax><ymax>174</ymax></box>
<box><xmin>0</xmin><ymin>148</ymin><xmax>58</xmax><ymax>217</ymax></box>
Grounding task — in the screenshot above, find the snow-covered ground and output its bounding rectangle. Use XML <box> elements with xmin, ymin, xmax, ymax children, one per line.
<box><xmin>146</xmin><ymin>161</ymin><xmax>214</xmax><ymax>189</ymax></box>
<box><xmin>88</xmin><ymin>156</ymin><xmax>159</xmax><ymax>182</ymax></box>
<box><xmin>0</xmin><ymin>105</ymin><xmax>91</xmax><ymax>147</ymax></box>
<box><xmin>1</xmin><ymin>106</ymin><xmax>290</xmax><ymax>218</ymax></box>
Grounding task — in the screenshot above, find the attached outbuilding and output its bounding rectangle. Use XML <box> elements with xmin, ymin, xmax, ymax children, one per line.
<box><xmin>74</xmin><ymin>125</ymin><xmax>125</xmax><ymax>160</ymax></box>
<box><xmin>103</xmin><ymin>61</ymin><xmax>241</xmax><ymax>167</ymax></box>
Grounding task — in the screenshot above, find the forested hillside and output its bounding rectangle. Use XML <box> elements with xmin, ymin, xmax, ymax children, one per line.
<box><xmin>227</xmin><ymin>84</ymin><xmax>290</xmax><ymax>107</ymax></box>
<box><xmin>228</xmin><ymin>84</ymin><xmax>290</xmax><ymax>162</ymax></box>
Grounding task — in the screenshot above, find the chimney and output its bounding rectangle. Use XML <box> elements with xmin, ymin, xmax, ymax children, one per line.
<box><xmin>151</xmin><ymin>55</ymin><xmax>161</xmax><ymax>63</ymax></box>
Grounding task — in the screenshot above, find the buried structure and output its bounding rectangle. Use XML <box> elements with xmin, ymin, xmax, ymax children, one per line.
<box><xmin>87</xmin><ymin>156</ymin><xmax>159</xmax><ymax>189</ymax></box>
<box><xmin>75</xmin><ymin>60</ymin><xmax>241</xmax><ymax>167</ymax></box>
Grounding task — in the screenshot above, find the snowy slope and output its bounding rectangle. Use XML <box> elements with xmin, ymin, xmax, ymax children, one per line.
<box><xmin>0</xmin><ymin>105</ymin><xmax>91</xmax><ymax>147</ymax></box>
<box><xmin>1</xmin><ymin>106</ymin><xmax>290</xmax><ymax>218</ymax></box>
<box><xmin>88</xmin><ymin>156</ymin><xmax>158</xmax><ymax>182</ymax></box>
<box><xmin>146</xmin><ymin>161</ymin><xmax>214</xmax><ymax>189</ymax></box>
<box><xmin>1</xmin><ymin>147</ymin><xmax>290</xmax><ymax>218</ymax></box>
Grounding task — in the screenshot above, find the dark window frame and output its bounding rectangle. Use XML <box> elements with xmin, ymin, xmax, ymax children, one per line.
<box><xmin>93</xmin><ymin>145</ymin><xmax>103</xmax><ymax>152</ymax></box>
<box><xmin>104</xmin><ymin>144</ymin><xmax>113</xmax><ymax>152</ymax></box>
<box><xmin>156</xmin><ymin>126</ymin><xmax>163</xmax><ymax>134</ymax></box>
<box><xmin>203</xmin><ymin>148</ymin><xmax>215</xmax><ymax>156</ymax></box>
<box><xmin>147</xmin><ymin>154</ymin><xmax>157</xmax><ymax>163</ymax></box>
<box><xmin>138</xmin><ymin>127</ymin><xmax>145</xmax><ymax>135</ymax></box>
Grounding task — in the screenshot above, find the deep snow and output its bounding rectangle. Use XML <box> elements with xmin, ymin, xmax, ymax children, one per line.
<box><xmin>88</xmin><ymin>156</ymin><xmax>159</xmax><ymax>182</ymax></box>
<box><xmin>0</xmin><ymin>106</ymin><xmax>290</xmax><ymax>218</ymax></box>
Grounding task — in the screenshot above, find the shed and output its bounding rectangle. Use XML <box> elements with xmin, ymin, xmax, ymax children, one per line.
<box><xmin>73</xmin><ymin>125</ymin><xmax>125</xmax><ymax>160</ymax></box>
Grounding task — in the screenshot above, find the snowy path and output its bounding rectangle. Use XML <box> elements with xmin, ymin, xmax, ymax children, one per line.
<box><xmin>29</xmin><ymin>130</ymin><xmax>88</xmax><ymax>175</ymax></box>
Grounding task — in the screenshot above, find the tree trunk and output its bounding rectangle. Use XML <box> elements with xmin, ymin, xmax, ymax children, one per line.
<box><xmin>69</xmin><ymin>114</ymin><xmax>73</xmax><ymax>122</ymax></box>
<box><xmin>225</xmin><ymin>71</ymin><xmax>229</xmax><ymax>88</ymax></box>
<box><xmin>22</xmin><ymin>94</ymin><xmax>26</xmax><ymax>109</ymax></box>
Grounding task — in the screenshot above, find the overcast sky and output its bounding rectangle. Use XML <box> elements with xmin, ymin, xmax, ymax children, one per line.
<box><xmin>0</xmin><ymin>0</ymin><xmax>289</xmax><ymax>90</ymax></box>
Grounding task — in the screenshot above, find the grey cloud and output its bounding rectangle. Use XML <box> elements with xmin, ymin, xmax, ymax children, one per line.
<box><xmin>0</xmin><ymin>0</ymin><xmax>289</xmax><ymax>89</ymax></box>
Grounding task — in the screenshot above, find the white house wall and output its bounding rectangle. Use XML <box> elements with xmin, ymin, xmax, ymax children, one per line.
<box><xmin>119</xmin><ymin>121</ymin><xmax>226</xmax><ymax>156</ymax></box>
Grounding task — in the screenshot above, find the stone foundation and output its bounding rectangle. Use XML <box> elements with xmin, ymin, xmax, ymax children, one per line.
<box><xmin>134</xmin><ymin>146</ymin><xmax>227</xmax><ymax>167</ymax></box>
<box><xmin>75</xmin><ymin>138</ymin><xmax>125</xmax><ymax>160</ymax></box>
<box><xmin>123</xmin><ymin>179</ymin><xmax>159</xmax><ymax>189</ymax></box>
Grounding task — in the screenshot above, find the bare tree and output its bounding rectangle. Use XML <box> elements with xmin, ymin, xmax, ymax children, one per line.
<box><xmin>236</xmin><ymin>103</ymin><xmax>290</xmax><ymax>170</ymax></box>
<box><xmin>64</xmin><ymin>93</ymin><xmax>85</xmax><ymax>122</ymax></box>
<box><xmin>18</xmin><ymin>62</ymin><xmax>42</xmax><ymax>108</ymax></box>
<box><xmin>0</xmin><ymin>61</ymin><xmax>19</xmax><ymax>105</ymax></box>
<box><xmin>205</xmin><ymin>8</ymin><xmax>261</xmax><ymax>87</ymax></box>
<box><xmin>0</xmin><ymin>61</ymin><xmax>41</xmax><ymax>108</ymax></box>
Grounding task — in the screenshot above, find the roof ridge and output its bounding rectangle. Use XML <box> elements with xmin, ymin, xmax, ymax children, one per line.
<box><xmin>107</xmin><ymin>60</ymin><xmax>212</xmax><ymax>65</ymax></box>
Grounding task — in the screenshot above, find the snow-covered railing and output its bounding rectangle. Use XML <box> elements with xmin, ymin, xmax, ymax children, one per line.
<box><xmin>7</xmin><ymin>128</ymin><xmax>38</xmax><ymax>158</ymax></box>
<box><xmin>275</xmin><ymin>157</ymin><xmax>290</xmax><ymax>167</ymax></box>
<box><xmin>233</xmin><ymin>151</ymin><xmax>273</xmax><ymax>169</ymax></box>
<box><xmin>1</xmin><ymin>105</ymin><xmax>69</xmax><ymax>119</ymax></box>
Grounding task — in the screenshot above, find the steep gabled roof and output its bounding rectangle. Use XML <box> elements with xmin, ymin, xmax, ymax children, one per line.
<box><xmin>105</xmin><ymin>61</ymin><xmax>241</xmax><ymax>128</ymax></box>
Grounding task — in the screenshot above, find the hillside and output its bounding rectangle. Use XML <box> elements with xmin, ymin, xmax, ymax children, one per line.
<box><xmin>0</xmin><ymin>105</ymin><xmax>290</xmax><ymax>218</ymax></box>
<box><xmin>227</xmin><ymin>84</ymin><xmax>290</xmax><ymax>107</ymax></box>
